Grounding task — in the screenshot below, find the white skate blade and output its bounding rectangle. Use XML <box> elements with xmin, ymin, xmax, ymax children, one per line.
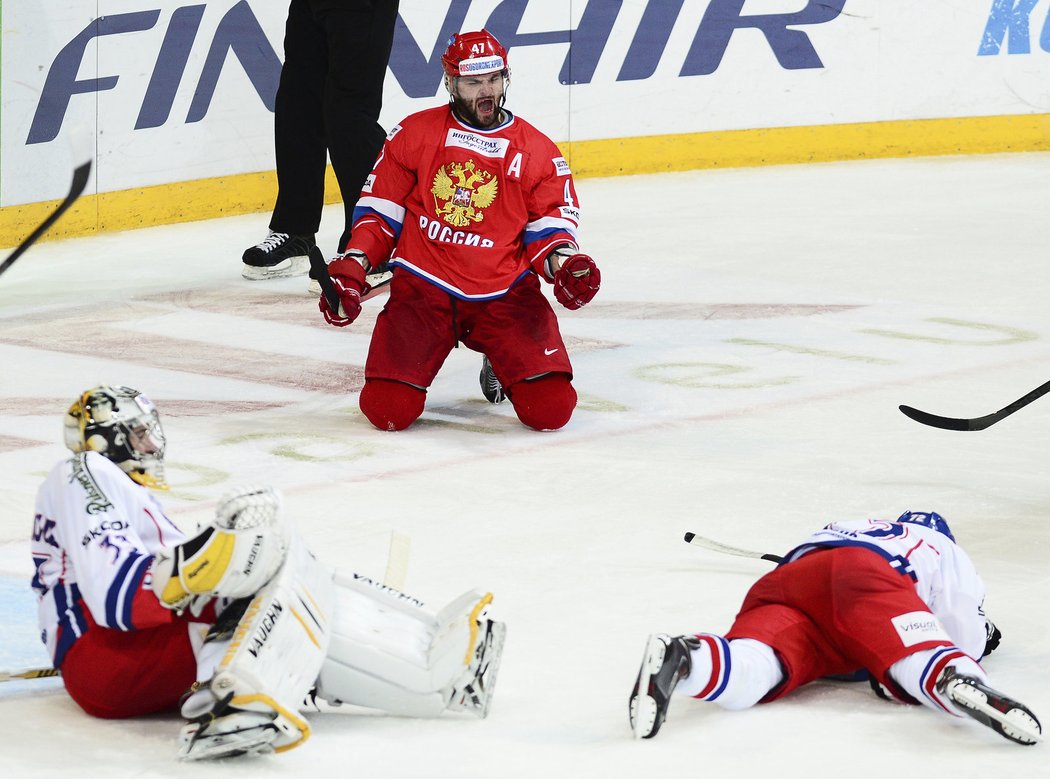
<box><xmin>631</xmin><ymin>634</ymin><xmax>667</xmax><ymax>739</ymax></box>
<box><xmin>242</xmin><ymin>255</ymin><xmax>309</xmax><ymax>280</ymax></box>
<box><xmin>950</xmin><ymin>683</ymin><xmax>1043</xmax><ymax>745</ymax></box>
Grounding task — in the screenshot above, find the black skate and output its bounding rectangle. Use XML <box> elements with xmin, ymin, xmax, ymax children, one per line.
<box><xmin>937</xmin><ymin>666</ymin><xmax>1042</xmax><ymax>745</ymax></box>
<box><xmin>629</xmin><ymin>633</ymin><xmax>697</xmax><ymax>739</ymax></box>
<box><xmin>479</xmin><ymin>356</ymin><xmax>507</xmax><ymax>404</ymax></box>
<box><xmin>242</xmin><ymin>232</ymin><xmax>315</xmax><ymax>280</ymax></box>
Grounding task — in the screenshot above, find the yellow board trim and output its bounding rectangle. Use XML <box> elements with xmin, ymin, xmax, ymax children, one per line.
<box><xmin>2</xmin><ymin>113</ymin><xmax>1048</xmax><ymax>249</ymax></box>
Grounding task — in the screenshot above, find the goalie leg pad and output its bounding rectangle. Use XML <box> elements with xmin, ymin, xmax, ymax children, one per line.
<box><xmin>178</xmin><ymin>532</ymin><xmax>334</xmax><ymax>760</ymax></box>
<box><xmin>315</xmin><ymin>573</ymin><xmax>505</xmax><ymax>718</ymax></box>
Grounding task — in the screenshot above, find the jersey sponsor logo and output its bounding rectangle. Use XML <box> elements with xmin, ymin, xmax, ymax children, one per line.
<box><xmin>559</xmin><ymin>205</ymin><xmax>580</xmax><ymax>223</ymax></box>
<box><xmin>362</xmin><ymin>173</ymin><xmax>376</xmax><ymax>193</ymax></box>
<box><xmin>553</xmin><ymin>157</ymin><xmax>571</xmax><ymax>177</ymax></box>
<box><xmin>386</xmin><ymin>124</ymin><xmax>403</xmax><ymax>142</ymax></box>
<box><xmin>80</xmin><ymin>519</ymin><xmax>131</xmax><ymax>546</ymax></box>
<box><xmin>431</xmin><ymin>160</ymin><xmax>499</xmax><ymax>228</ymax></box>
<box><xmin>418</xmin><ymin>214</ymin><xmax>495</xmax><ymax>248</ymax></box>
<box><xmin>70</xmin><ymin>454</ymin><xmax>114</xmax><ymax>514</ymax></box>
<box><xmin>444</xmin><ymin>129</ymin><xmax>510</xmax><ymax>159</ymax></box>
<box><xmin>892</xmin><ymin>611</ymin><xmax>950</xmax><ymax>647</ymax></box>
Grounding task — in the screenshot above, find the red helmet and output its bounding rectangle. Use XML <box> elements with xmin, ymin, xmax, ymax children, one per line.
<box><xmin>441</xmin><ymin>29</ymin><xmax>509</xmax><ymax>78</ymax></box>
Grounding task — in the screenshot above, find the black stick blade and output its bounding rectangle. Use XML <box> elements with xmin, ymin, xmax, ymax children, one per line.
<box><xmin>0</xmin><ymin>160</ymin><xmax>92</xmax><ymax>279</ymax></box>
<box><xmin>900</xmin><ymin>378</ymin><xmax>1050</xmax><ymax>432</ymax></box>
<box><xmin>308</xmin><ymin>245</ymin><xmax>341</xmax><ymax>315</ymax></box>
<box><xmin>898</xmin><ymin>404</ymin><xmax>974</xmax><ymax>431</ymax></box>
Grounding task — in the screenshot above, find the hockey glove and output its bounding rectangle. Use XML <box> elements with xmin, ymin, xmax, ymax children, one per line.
<box><xmin>983</xmin><ymin>619</ymin><xmax>1002</xmax><ymax>658</ymax></box>
<box><xmin>151</xmin><ymin>485</ymin><xmax>290</xmax><ymax>610</ymax></box>
<box><xmin>319</xmin><ymin>253</ymin><xmax>367</xmax><ymax>327</ymax></box>
<box><xmin>553</xmin><ymin>253</ymin><xmax>601</xmax><ymax>310</ymax></box>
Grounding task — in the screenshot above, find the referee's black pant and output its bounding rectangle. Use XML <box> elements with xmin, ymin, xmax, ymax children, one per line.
<box><xmin>270</xmin><ymin>0</ymin><xmax>400</xmax><ymax>252</ymax></box>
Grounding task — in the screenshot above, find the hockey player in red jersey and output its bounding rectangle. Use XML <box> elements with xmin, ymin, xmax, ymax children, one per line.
<box><xmin>32</xmin><ymin>385</ymin><xmax>505</xmax><ymax>759</ymax></box>
<box><xmin>318</xmin><ymin>29</ymin><xmax>601</xmax><ymax>432</ymax></box>
<box><xmin>629</xmin><ymin>512</ymin><xmax>1042</xmax><ymax>745</ymax></box>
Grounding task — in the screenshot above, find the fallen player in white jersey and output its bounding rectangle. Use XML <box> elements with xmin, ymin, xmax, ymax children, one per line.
<box><xmin>32</xmin><ymin>385</ymin><xmax>505</xmax><ymax>759</ymax></box>
<box><xmin>629</xmin><ymin>512</ymin><xmax>1041</xmax><ymax>746</ymax></box>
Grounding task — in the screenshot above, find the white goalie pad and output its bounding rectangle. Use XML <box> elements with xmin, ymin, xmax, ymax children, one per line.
<box><xmin>178</xmin><ymin>531</ymin><xmax>335</xmax><ymax>760</ymax></box>
<box><xmin>315</xmin><ymin>571</ymin><xmax>505</xmax><ymax>719</ymax></box>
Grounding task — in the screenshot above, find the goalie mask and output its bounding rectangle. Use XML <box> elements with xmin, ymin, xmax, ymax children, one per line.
<box><xmin>63</xmin><ymin>385</ymin><xmax>168</xmax><ymax>489</ymax></box>
<box><xmin>896</xmin><ymin>510</ymin><xmax>955</xmax><ymax>543</ymax></box>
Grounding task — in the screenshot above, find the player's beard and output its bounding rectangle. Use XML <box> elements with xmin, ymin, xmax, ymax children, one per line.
<box><xmin>452</xmin><ymin>91</ymin><xmax>504</xmax><ymax>129</ymax></box>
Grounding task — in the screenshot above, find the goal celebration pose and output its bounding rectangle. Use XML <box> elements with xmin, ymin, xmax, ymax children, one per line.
<box><xmin>319</xmin><ymin>29</ymin><xmax>601</xmax><ymax>432</ymax></box>
<box><xmin>32</xmin><ymin>385</ymin><xmax>505</xmax><ymax>759</ymax></box>
<box><xmin>630</xmin><ymin>512</ymin><xmax>1042</xmax><ymax>746</ymax></box>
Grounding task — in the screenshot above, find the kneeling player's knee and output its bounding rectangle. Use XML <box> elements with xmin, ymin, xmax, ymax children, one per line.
<box><xmin>507</xmin><ymin>373</ymin><xmax>576</xmax><ymax>431</ymax></box>
<box><xmin>360</xmin><ymin>379</ymin><xmax>426</xmax><ymax>431</ymax></box>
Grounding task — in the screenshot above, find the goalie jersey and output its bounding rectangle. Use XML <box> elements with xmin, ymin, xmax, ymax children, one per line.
<box><xmin>31</xmin><ymin>452</ymin><xmax>187</xmax><ymax>667</ymax></box>
<box><xmin>781</xmin><ymin>518</ymin><xmax>989</xmax><ymax>660</ymax></box>
<box><xmin>347</xmin><ymin>105</ymin><xmax>581</xmax><ymax>300</ymax></box>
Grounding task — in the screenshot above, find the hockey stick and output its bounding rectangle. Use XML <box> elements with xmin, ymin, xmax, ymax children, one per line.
<box><xmin>683</xmin><ymin>532</ymin><xmax>782</xmax><ymax>563</ymax></box>
<box><xmin>308</xmin><ymin>245</ymin><xmax>392</xmax><ymax>313</ymax></box>
<box><xmin>0</xmin><ymin>160</ymin><xmax>92</xmax><ymax>280</ymax></box>
<box><xmin>899</xmin><ymin>378</ymin><xmax>1050</xmax><ymax>431</ymax></box>
<box><xmin>383</xmin><ymin>530</ymin><xmax>411</xmax><ymax>591</ymax></box>
<box><xmin>0</xmin><ymin>666</ymin><xmax>60</xmax><ymax>683</ymax></box>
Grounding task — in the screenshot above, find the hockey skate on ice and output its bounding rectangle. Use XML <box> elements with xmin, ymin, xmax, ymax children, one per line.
<box><xmin>446</xmin><ymin>617</ymin><xmax>506</xmax><ymax>719</ymax></box>
<box><xmin>937</xmin><ymin>666</ymin><xmax>1042</xmax><ymax>745</ymax></box>
<box><xmin>479</xmin><ymin>356</ymin><xmax>507</xmax><ymax>404</ymax></box>
<box><xmin>242</xmin><ymin>232</ymin><xmax>315</xmax><ymax>280</ymax></box>
<box><xmin>178</xmin><ymin>687</ymin><xmax>282</xmax><ymax>760</ymax></box>
<box><xmin>629</xmin><ymin>633</ymin><xmax>697</xmax><ymax>739</ymax></box>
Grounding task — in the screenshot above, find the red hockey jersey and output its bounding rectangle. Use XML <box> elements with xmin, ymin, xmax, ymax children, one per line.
<box><xmin>341</xmin><ymin>105</ymin><xmax>581</xmax><ymax>300</ymax></box>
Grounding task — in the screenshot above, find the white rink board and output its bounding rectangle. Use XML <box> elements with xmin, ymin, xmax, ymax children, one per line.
<box><xmin>3</xmin><ymin>1</ymin><xmax>1049</xmax><ymax>205</ymax></box>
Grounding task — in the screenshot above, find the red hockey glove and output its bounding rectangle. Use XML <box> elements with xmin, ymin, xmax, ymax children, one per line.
<box><xmin>553</xmin><ymin>253</ymin><xmax>601</xmax><ymax>310</ymax></box>
<box><xmin>319</xmin><ymin>259</ymin><xmax>367</xmax><ymax>327</ymax></box>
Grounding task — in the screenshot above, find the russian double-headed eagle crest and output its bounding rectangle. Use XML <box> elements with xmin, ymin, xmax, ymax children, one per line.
<box><xmin>431</xmin><ymin>160</ymin><xmax>498</xmax><ymax>227</ymax></box>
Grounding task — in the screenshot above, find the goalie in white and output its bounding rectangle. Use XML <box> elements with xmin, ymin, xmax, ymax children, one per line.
<box><xmin>32</xmin><ymin>385</ymin><xmax>505</xmax><ymax>760</ymax></box>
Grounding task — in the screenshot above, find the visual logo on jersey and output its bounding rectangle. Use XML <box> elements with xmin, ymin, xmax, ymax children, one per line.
<box><xmin>892</xmin><ymin>611</ymin><xmax>950</xmax><ymax>647</ymax></box>
<box><xmin>553</xmin><ymin>157</ymin><xmax>571</xmax><ymax>177</ymax></box>
<box><xmin>431</xmin><ymin>160</ymin><xmax>498</xmax><ymax>228</ymax></box>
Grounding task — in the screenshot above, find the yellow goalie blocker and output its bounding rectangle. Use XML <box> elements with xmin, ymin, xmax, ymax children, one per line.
<box><xmin>151</xmin><ymin>486</ymin><xmax>291</xmax><ymax>608</ymax></box>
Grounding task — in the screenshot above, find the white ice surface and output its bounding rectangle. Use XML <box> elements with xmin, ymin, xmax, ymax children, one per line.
<box><xmin>1</xmin><ymin>153</ymin><xmax>1048</xmax><ymax>777</ymax></box>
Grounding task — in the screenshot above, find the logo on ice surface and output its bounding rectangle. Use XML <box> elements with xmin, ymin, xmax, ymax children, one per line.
<box><xmin>431</xmin><ymin>160</ymin><xmax>498</xmax><ymax>228</ymax></box>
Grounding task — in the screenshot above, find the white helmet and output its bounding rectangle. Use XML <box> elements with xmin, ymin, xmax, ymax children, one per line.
<box><xmin>63</xmin><ymin>385</ymin><xmax>168</xmax><ymax>489</ymax></box>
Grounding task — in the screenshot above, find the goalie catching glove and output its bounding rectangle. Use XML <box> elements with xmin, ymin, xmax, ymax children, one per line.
<box><xmin>151</xmin><ymin>485</ymin><xmax>290</xmax><ymax>610</ymax></box>
<box><xmin>548</xmin><ymin>246</ymin><xmax>600</xmax><ymax>310</ymax></box>
<box><xmin>318</xmin><ymin>250</ymin><xmax>369</xmax><ymax>326</ymax></box>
